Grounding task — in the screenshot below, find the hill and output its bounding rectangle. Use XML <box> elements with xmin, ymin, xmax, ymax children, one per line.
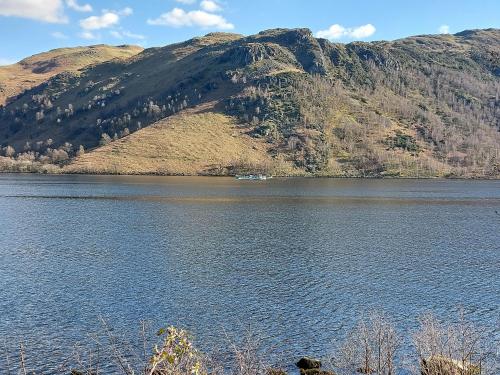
<box><xmin>64</xmin><ymin>102</ymin><xmax>294</xmax><ymax>175</ymax></box>
<box><xmin>0</xmin><ymin>44</ymin><xmax>143</xmax><ymax>105</ymax></box>
<box><xmin>0</xmin><ymin>29</ymin><xmax>498</xmax><ymax>177</ymax></box>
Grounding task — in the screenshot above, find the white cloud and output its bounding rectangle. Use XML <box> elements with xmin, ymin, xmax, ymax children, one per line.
<box><xmin>349</xmin><ymin>24</ymin><xmax>376</xmax><ymax>38</ymax></box>
<box><xmin>0</xmin><ymin>0</ymin><xmax>67</xmax><ymax>23</ymax></box>
<box><xmin>317</xmin><ymin>24</ymin><xmax>345</xmax><ymax>39</ymax></box>
<box><xmin>51</xmin><ymin>31</ymin><xmax>68</xmax><ymax>39</ymax></box>
<box><xmin>175</xmin><ymin>0</ymin><xmax>196</xmax><ymax>4</ymax></box>
<box><xmin>66</xmin><ymin>0</ymin><xmax>92</xmax><ymax>12</ymax></box>
<box><xmin>102</xmin><ymin>7</ymin><xmax>133</xmax><ymax>15</ymax></box>
<box><xmin>439</xmin><ymin>25</ymin><xmax>450</xmax><ymax>34</ymax></box>
<box><xmin>118</xmin><ymin>7</ymin><xmax>133</xmax><ymax>16</ymax></box>
<box><xmin>79</xmin><ymin>30</ymin><xmax>98</xmax><ymax>39</ymax></box>
<box><xmin>316</xmin><ymin>23</ymin><xmax>376</xmax><ymax>40</ymax></box>
<box><xmin>200</xmin><ymin>0</ymin><xmax>222</xmax><ymax>12</ymax></box>
<box><xmin>80</xmin><ymin>12</ymin><xmax>120</xmax><ymax>30</ymax></box>
<box><xmin>148</xmin><ymin>8</ymin><xmax>234</xmax><ymax>29</ymax></box>
<box><xmin>78</xmin><ymin>8</ymin><xmax>134</xmax><ymax>41</ymax></box>
<box><xmin>110</xmin><ymin>30</ymin><xmax>146</xmax><ymax>40</ymax></box>
<box><xmin>79</xmin><ymin>8</ymin><xmax>133</xmax><ymax>32</ymax></box>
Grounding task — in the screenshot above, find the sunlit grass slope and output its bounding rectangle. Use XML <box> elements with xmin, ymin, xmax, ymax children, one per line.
<box><xmin>65</xmin><ymin>103</ymin><xmax>292</xmax><ymax>175</ymax></box>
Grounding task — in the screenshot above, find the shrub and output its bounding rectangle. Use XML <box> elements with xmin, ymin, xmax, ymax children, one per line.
<box><xmin>388</xmin><ymin>132</ymin><xmax>419</xmax><ymax>153</ymax></box>
<box><xmin>148</xmin><ymin>326</ymin><xmax>205</xmax><ymax>375</ymax></box>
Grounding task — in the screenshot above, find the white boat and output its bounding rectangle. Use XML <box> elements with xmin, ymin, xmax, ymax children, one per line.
<box><xmin>236</xmin><ymin>174</ymin><xmax>270</xmax><ymax>180</ymax></box>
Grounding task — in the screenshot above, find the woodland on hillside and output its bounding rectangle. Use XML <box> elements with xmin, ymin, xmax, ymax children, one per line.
<box><xmin>0</xmin><ymin>29</ymin><xmax>498</xmax><ymax>177</ymax></box>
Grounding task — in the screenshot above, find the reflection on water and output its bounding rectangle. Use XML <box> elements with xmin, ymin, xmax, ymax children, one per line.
<box><xmin>0</xmin><ymin>175</ymin><xmax>499</xmax><ymax>372</ymax></box>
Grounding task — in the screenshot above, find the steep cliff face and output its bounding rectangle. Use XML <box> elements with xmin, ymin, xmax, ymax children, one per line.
<box><xmin>247</xmin><ymin>28</ymin><xmax>330</xmax><ymax>74</ymax></box>
<box><xmin>0</xmin><ymin>28</ymin><xmax>498</xmax><ymax>177</ymax></box>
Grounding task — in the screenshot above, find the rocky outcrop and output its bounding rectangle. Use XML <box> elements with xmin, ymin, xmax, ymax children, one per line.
<box><xmin>267</xmin><ymin>369</ymin><xmax>288</xmax><ymax>375</ymax></box>
<box><xmin>421</xmin><ymin>355</ymin><xmax>480</xmax><ymax>375</ymax></box>
<box><xmin>296</xmin><ymin>357</ymin><xmax>322</xmax><ymax>369</ymax></box>
<box><xmin>296</xmin><ymin>357</ymin><xmax>336</xmax><ymax>375</ymax></box>
<box><xmin>249</xmin><ymin>28</ymin><xmax>329</xmax><ymax>74</ymax></box>
<box><xmin>220</xmin><ymin>42</ymin><xmax>299</xmax><ymax>68</ymax></box>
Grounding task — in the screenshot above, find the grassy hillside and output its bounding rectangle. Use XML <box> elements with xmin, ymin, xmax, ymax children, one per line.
<box><xmin>0</xmin><ymin>29</ymin><xmax>498</xmax><ymax>177</ymax></box>
<box><xmin>64</xmin><ymin>102</ymin><xmax>297</xmax><ymax>175</ymax></box>
<box><xmin>0</xmin><ymin>44</ymin><xmax>143</xmax><ymax>105</ymax></box>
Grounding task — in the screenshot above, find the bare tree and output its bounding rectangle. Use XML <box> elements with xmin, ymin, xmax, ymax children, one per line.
<box><xmin>413</xmin><ymin>312</ymin><xmax>494</xmax><ymax>375</ymax></box>
<box><xmin>229</xmin><ymin>330</ymin><xmax>269</xmax><ymax>375</ymax></box>
<box><xmin>329</xmin><ymin>312</ymin><xmax>400</xmax><ymax>375</ymax></box>
<box><xmin>3</xmin><ymin>145</ymin><xmax>15</xmax><ymax>158</ymax></box>
<box><xmin>99</xmin><ymin>133</ymin><xmax>112</xmax><ymax>146</ymax></box>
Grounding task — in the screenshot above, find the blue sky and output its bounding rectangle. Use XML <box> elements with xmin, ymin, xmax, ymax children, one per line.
<box><xmin>0</xmin><ymin>0</ymin><xmax>499</xmax><ymax>65</ymax></box>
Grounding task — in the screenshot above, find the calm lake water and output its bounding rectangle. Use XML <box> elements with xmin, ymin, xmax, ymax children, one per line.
<box><xmin>0</xmin><ymin>174</ymin><xmax>499</xmax><ymax>372</ymax></box>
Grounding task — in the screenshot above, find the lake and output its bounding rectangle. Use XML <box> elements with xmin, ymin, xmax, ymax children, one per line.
<box><xmin>0</xmin><ymin>175</ymin><xmax>499</xmax><ymax>373</ymax></box>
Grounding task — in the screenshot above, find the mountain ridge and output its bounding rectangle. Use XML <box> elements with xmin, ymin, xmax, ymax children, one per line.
<box><xmin>0</xmin><ymin>28</ymin><xmax>498</xmax><ymax>177</ymax></box>
<box><xmin>0</xmin><ymin>44</ymin><xmax>143</xmax><ymax>105</ymax></box>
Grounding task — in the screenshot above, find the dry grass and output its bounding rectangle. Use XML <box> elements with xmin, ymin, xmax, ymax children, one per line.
<box><xmin>65</xmin><ymin>103</ymin><xmax>297</xmax><ymax>176</ymax></box>
<box><xmin>0</xmin><ymin>45</ymin><xmax>143</xmax><ymax>105</ymax></box>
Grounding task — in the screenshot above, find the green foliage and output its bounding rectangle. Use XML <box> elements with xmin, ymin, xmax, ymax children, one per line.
<box><xmin>252</xmin><ymin>121</ymin><xmax>277</xmax><ymax>138</ymax></box>
<box><xmin>149</xmin><ymin>326</ymin><xmax>204</xmax><ymax>375</ymax></box>
<box><xmin>388</xmin><ymin>132</ymin><xmax>420</xmax><ymax>153</ymax></box>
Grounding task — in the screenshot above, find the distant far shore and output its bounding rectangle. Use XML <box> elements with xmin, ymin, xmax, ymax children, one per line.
<box><xmin>1</xmin><ymin>170</ymin><xmax>499</xmax><ymax>180</ymax></box>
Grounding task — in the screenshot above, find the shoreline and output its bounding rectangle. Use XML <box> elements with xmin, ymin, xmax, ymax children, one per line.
<box><xmin>1</xmin><ymin>170</ymin><xmax>499</xmax><ymax>181</ymax></box>
<box><xmin>2</xmin><ymin>311</ymin><xmax>498</xmax><ymax>375</ymax></box>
